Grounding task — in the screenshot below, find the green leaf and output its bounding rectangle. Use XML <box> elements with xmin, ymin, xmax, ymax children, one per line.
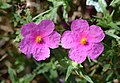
<box><xmin>19</xmin><ymin>74</ymin><xmax>35</xmax><ymax>83</ymax></box>
<box><xmin>15</xmin><ymin>29</ymin><xmax>21</xmax><ymax>35</ymax></box>
<box><xmin>52</xmin><ymin>48</ymin><xmax>69</xmax><ymax>68</ymax></box>
<box><xmin>33</xmin><ymin>8</ymin><xmax>58</xmax><ymax>24</ymax></box>
<box><xmin>71</xmin><ymin>61</ymin><xmax>78</xmax><ymax>68</ymax></box>
<box><xmin>63</xmin><ymin>2</ymin><xmax>68</xmax><ymax>22</ymax></box>
<box><xmin>65</xmin><ymin>65</ymin><xmax>74</xmax><ymax>81</ymax></box>
<box><xmin>14</xmin><ymin>34</ymin><xmax>23</xmax><ymax>42</ymax></box>
<box><xmin>98</xmin><ymin>0</ymin><xmax>107</xmax><ymax>15</ymax></box>
<box><xmin>33</xmin><ymin>0</ymin><xmax>69</xmax><ymax>23</ymax></box>
<box><xmin>8</xmin><ymin>67</ymin><xmax>17</xmax><ymax>83</ymax></box>
<box><xmin>79</xmin><ymin>71</ymin><xmax>94</xmax><ymax>83</ymax></box>
<box><xmin>84</xmin><ymin>75</ymin><xmax>94</xmax><ymax>83</ymax></box>
<box><xmin>50</xmin><ymin>70</ymin><xmax>58</xmax><ymax>78</ymax></box>
<box><xmin>25</xmin><ymin>9</ymin><xmax>32</xmax><ymax>23</ymax></box>
<box><xmin>106</xmin><ymin>71</ymin><xmax>113</xmax><ymax>81</ymax></box>
<box><xmin>16</xmin><ymin>65</ymin><xmax>24</xmax><ymax>73</ymax></box>
<box><xmin>0</xmin><ymin>3</ymin><xmax>11</xmax><ymax>9</ymax></box>
<box><xmin>32</xmin><ymin>9</ymin><xmax>51</xmax><ymax>21</ymax></box>
<box><xmin>102</xmin><ymin>64</ymin><xmax>110</xmax><ymax>72</ymax></box>
<box><xmin>105</xmin><ymin>31</ymin><xmax>120</xmax><ymax>44</ymax></box>
<box><xmin>115</xmin><ymin>21</ymin><xmax>120</xmax><ymax>25</ymax></box>
<box><xmin>110</xmin><ymin>0</ymin><xmax>120</xmax><ymax>7</ymax></box>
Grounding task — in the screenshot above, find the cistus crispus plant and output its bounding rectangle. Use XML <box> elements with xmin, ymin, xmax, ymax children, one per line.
<box><xmin>0</xmin><ymin>0</ymin><xmax>120</xmax><ymax>83</ymax></box>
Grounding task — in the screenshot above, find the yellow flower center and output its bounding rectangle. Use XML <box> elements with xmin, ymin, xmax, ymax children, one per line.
<box><xmin>80</xmin><ymin>38</ymin><xmax>87</xmax><ymax>45</ymax></box>
<box><xmin>36</xmin><ymin>36</ymin><xmax>42</xmax><ymax>43</ymax></box>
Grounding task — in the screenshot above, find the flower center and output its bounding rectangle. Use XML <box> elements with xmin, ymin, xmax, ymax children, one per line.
<box><xmin>80</xmin><ymin>38</ymin><xmax>87</xmax><ymax>45</ymax></box>
<box><xmin>36</xmin><ymin>36</ymin><xmax>42</xmax><ymax>43</ymax></box>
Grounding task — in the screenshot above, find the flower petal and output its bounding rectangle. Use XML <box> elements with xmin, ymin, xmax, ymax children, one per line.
<box><xmin>44</xmin><ymin>31</ymin><xmax>61</xmax><ymax>49</ymax></box>
<box><xmin>69</xmin><ymin>47</ymin><xmax>87</xmax><ymax>64</ymax></box>
<box><xmin>21</xmin><ymin>22</ymin><xmax>36</xmax><ymax>37</ymax></box>
<box><xmin>71</xmin><ymin>19</ymin><xmax>89</xmax><ymax>31</ymax></box>
<box><xmin>61</xmin><ymin>31</ymin><xmax>78</xmax><ymax>49</ymax></box>
<box><xmin>33</xmin><ymin>46</ymin><xmax>50</xmax><ymax>61</ymax></box>
<box><xmin>19</xmin><ymin>35</ymin><xmax>35</xmax><ymax>58</ymax></box>
<box><xmin>36</xmin><ymin>20</ymin><xmax>55</xmax><ymax>37</ymax></box>
<box><xmin>87</xmin><ymin>43</ymin><xmax>104</xmax><ymax>60</ymax></box>
<box><xmin>88</xmin><ymin>25</ymin><xmax>105</xmax><ymax>43</ymax></box>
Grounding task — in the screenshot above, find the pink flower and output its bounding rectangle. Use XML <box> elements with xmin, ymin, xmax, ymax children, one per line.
<box><xmin>61</xmin><ymin>19</ymin><xmax>105</xmax><ymax>64</ymax></box>
<box><xmin>20</xmin><ymin>20</ymin><xmax>61</xmax><ymax>61</ymax></box>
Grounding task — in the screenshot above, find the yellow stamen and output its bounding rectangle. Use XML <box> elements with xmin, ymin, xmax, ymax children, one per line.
<box><xmin>80</xmin><ymin>38</ymin><xmax>87</xmax><ymax>45</ymax></box>
<box><xmin>36</xmin><ymin>36</ymin><xmax>42</xmax><ymax>43</ymax></box>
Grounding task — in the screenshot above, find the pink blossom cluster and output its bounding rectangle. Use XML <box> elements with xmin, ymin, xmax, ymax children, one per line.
<box><xmin>20</xmin><ymin>20</ymin><xmax>60</xmax><ymax>61</ymax></box>
<box><xmin>20</xmin><ymin>19</ymin><xmax>105</xmax><ymax>63</ymax></box>
<box><xmin>61</xmin><ymin>19</ymin><xmax>105</xmax><ymax>63</ymax></box>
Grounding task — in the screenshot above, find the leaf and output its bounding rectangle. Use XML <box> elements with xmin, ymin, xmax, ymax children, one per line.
<box><xmin>65</xmin><ymin>65</ymin><xmax>74</xmax><ymax>81</ymax></box>
<box><xmin>16</xmin><ymin>65</ymin><xmax>24</xmax><ymax>73</ymax></box>
<box><xmin>84</xmin><ymin>75</ymin><xmax>94</xmax><ymax>83</ymax></box>
<box><xmin>19</xmin><ymin>74</ymin><xmax>35</xmax><ymax>83</ymax></box>
<box><xmin>15</xmin><ymin>29</ymin><xmax>21</xmax><ymax>35</ymax></box>
<box><xmin>79</xmin><ymin>71</ymin><xmax>94</xmax><ymax>83</ymax></box>
<box><xmin>115</xmin><ymin>21</ymin><xmax>120</xmax><ymax>25</ymax></box>
<box><xmin>25</xmin><ymin>9</ymin><xmax>32</xmax><ymax>23</ymax></box>
<box><xmin>36</xmin><ymin>66</ymin><xmax>50</xmax><ymax>74</ymax></box>
<box><xmin>36</xmin><ymin>63</ymin><xmax>51</xmax><ymax>74</ymax></box>
<box><xmin>34</xmin><ymin>59</ymin><xmax>55</xmax><ymax>75</ymax></box>
<box><xmin>8</xmin><ymin>67</ymin><xmax>17</xmax><ymax>83</ymax></box>
<box><xmin>98</xmin><ymin>0</ymin><xmax>107</xmax><ymax>15</ymax></box>
<box><xmin>63</xmin><ymin>2</ymin><xmax>68</xmax><ymax>22</ymax></box>
<box><xmin>50</xmin><ymin>70</ymin><xmax>58</xmax><ymax>78</ymax></box>
<box><xmin>32</xmin><ymin>9</ymin><xmax>51</xmax><ymax>21</ymax></box>
<box><xmin>33</xmin><ymin>8</ymin><xmax>58</xmax><ymax>24</ymax></box>
<box><xmin>14</xmin><ymin>29</ymin><xmax>23</xmax><ymax>42</ymax></box>
<box><xmin>71</xmin><ymin>61</ymin><xmax>78</xmax><ymax>68</ymax></box>
<box><xmin>105</xmin><ymin>31</ymin><xmax>120</xmax><ymax>44</ymax></box>
<box><xmin>33</xmin><ymin>0</ymin><xmax>69</xmax><ymax>23</ymax></box>
<box><xmin>0</xmin><ymin>3</ymin><xmax>11</xmax><ymax>9</ymax></box>
<box><xmin>106</xmin><ymin>71</ymin><xmax>113</xmax><ymax>81</ymax></box>
<box><xmin>102</xmin><ymin>64</ymin><xmax>110</xmax><ymax>72</ymax></box>
<box><xmin>67</xmin><ymin>74</ymin><xmax>77</xmax><ymax>83</ymax></box>
<box><xmin>14</xmin><ymin>34</ymin><xmax>23</xmax><ymax>42</ymax></box>
<box><xmin>52</xmin><ymin>48</ymin><xmax>69</xmax><ymax>68</ymax></box>
<box><xmin>110</xmin><ymin>0</ymin><xmax>120</xmax><ymax>7</ymax></box>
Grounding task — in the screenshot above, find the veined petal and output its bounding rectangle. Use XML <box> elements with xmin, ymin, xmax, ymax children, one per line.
<box><xmin>21</xmin><ymin>22</ymin><xmax>36</xmax><ymax>37</ymax></box>
<box><xmin>69</xmin><ymin>47</ymin><xmax>87</xmax><ymax>64</ymax></box>
<box><xmin>88</xmin><ymin>25</ymin><xmax>105</xmax><ymax>43</ymax></box>
<box><xmin>71</xmin><ymin>19</ymin><xmax>89</xmax><ymax>32</ymax></box>
<box><xmin>36</xmin><ymin>20</ymin><xmax>55</xmax><ymax>37</ymax></box>
<box><xmin>19</xmin><ymin>35</ymin><xmax>35</xmax><ymax>58</ymax></box>
<box><xmin>61</xmin><ymin>31</ymin><xmax>78</xmax><ymax>49</ymax></box>
<box><xmin>44</xmin><ymin>31</ymin><xmax>61</xmax><ymax>49</ymax></box>
<box><xmin>33</xmin><ymin>46</ymin><xmax>50</xmax><ymax>61</ymax></box>
<box><xmin>87</xmin><ymin>43</ymin><xmax>104</xmax><ymax>60</ymax></box>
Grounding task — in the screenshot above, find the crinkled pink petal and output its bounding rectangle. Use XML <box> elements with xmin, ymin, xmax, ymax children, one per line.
<box><xmin>19</xmin><ymin>35</ymin><xmax>35</xmax><ymax>58</ymax></box>
<box><xmin>36</xmin><ymin>20</ymin><xmax>55</xmax><ymax>37</ymax></box>
<box><xmin>88</xmin><ymin>25</ymin><xmax>105</xmax><ymax>43</ymax></box>
<box><xmin>32</xmin><ymin>46</ymin><xmax>50</xmax><ymax>61</ymax></box>
<box><xmin>69</xmin><ymin>47</ymin><xmax>87</xmax><ymax>64</ymax></box>
<box><xmin>61</xmin><ymin>31</ymin><xmax>78</xmax><ymax>49</ymax></box>
<box><xmin>71</xmin><ymin>19</ymin><xmax>89</xmax><ymax>32</ymax></box>
<box><xmin>21</xmin><ymin>22</ymin><xmax>36</xmax><ymax>37</ymax></box>
<box><xmin>87</xmin><ymin>43</ymin><xmax>104</xmax><ymax>60</ymax></box>
<box><xmin>43</xmin><ymin>31</ymin><xmax>61</xmax><ymax>49</ymax></box>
